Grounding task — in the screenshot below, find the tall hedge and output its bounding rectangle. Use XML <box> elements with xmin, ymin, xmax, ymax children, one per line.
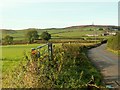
<box><xmin>107</xmin><ymin>32</ymin><xmax>120</xmax><ymax>50</ymax></box>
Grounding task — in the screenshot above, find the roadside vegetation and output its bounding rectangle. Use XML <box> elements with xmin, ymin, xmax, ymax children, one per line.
<box><xmin>107</xmin><ymin>32</ymin><xmax>120</xmax><ymax>55</ymax></box>
<box><xmin>2</xmin><ymin>43</ymin><xmax>103</xmax><ymax>88</ymax></box>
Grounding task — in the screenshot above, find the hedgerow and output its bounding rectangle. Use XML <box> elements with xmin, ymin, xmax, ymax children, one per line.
<box><xmin>2</xmin><ymin>44</ymin><xmax>103</xmax><ymax>88</ymax></box>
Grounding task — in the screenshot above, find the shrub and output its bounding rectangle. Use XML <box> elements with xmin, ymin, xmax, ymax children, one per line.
<box><xmin>107</xmin><ymin>32</ymin><xmax>120</xmax><ymax>50</ymax></box>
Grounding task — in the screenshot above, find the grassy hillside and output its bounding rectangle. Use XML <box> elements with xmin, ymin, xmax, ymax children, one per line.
<box><xmin>1</xmin><ymin>25</ymin><xmax>117</xmax><ymax>42</ymax></box>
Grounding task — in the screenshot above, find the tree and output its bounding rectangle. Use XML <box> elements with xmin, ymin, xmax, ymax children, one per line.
<box><xmin>4</xmin><ymin>35</ymin><xmax>13</xmax><ymax>45</ymax></box>
<box><xmin>99</xmin><ymin>28</ymin><xmax>103</xmax><ymax>31</ymax></box>
<box><xmin>41</xmin><ymin>31</ymin><xmax>51</xmax><ymax>41</ymax></box>
<box><xmin>26</xmin><ymin>30</ymin><xmax>39</xmax><ymax>43</ymax></box>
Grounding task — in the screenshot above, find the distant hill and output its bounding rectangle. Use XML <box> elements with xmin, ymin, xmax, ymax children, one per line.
<box><xmin>0</xmin><ymin>29</ymin><xmax>17</xmax><ymax>34</ymax></box>
<box><xmin>0</xmin><ymin>25</ymin><xmax>119</xmax><ymax>32</ymax></box>
<box><xmin>65</xmin><ymin>25</ymin><xmax>119</xmax><ymax>30</ymax></box>
<box><xmin>1</xmin><ymin>25</ymin><xmax>119</xmax><ymax>45</ymax></box>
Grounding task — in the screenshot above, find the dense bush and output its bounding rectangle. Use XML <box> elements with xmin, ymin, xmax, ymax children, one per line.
<box><xmin>107</xmin><ymin>32</ymin><xmax>120</xmax><ymax>50</ymax></box>
<box><xmin>2</xmin><ymin>44</ymin><xmax>103</xmax><ymax>88</ymax></box>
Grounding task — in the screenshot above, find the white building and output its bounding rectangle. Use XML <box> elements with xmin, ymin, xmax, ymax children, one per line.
<box><xmin>86</xmin><ymin>34</ymin><xmax>99</xmax><ymax>37</ymax></box>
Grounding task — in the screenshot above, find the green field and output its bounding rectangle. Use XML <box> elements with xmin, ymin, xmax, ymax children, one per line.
<box><xmin>1</xmin><ymin>44</ymin><xmax>45</xmax><ymax>74</ymax></box>
<box><xmin>1</xmin><ymin>26</ymin><xmax>110</xmax><ymax>41</ymax></box>
<box><xmin>2</xmin><ymin>44</ymin><xmax>42</xmax><ymax>59</ymax></box>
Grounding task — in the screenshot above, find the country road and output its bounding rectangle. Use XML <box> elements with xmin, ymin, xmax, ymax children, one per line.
<box><xmin>88</xmin><ymin>44</ymin><xmax>120</xmax><ymax>88</ymax></box>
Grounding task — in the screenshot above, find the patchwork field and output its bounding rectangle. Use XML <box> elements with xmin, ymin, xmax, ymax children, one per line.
<box><xmin>1</xmin><ymin>26</ymin><xmax>110</xmax><ymax>41</ymax></box>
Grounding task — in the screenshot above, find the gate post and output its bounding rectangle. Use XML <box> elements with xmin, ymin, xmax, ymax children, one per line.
<box><xmin>48</xmin><ymin>43</ymin><xmax>53</xmax><ymax>60</ymax></box>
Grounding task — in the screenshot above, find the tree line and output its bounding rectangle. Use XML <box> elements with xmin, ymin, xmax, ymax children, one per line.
<box><xmin>3</xmin><ymin>30</ymin><xmax>51</xmax><ymax>45</ymax></box>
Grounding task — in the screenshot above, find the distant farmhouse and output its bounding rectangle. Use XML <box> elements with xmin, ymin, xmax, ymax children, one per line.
<box><xmin>101</xmin><ymin>31</ymin><xmax>116</xmax><ymax>36</ymax></box>
<box><xmin>86</xmin><ymin>31</ymin><xmax>117</xmax><ymax>37</ymax></box>
<box><xmin>86</xmin><ymin>34</ymin><xmax>99</xmax><ymax>37</ymax></box>
<box><xmin>108</xmin><ymin>32</ymin><xmax>116</xmax><ymax>35</ymax></box>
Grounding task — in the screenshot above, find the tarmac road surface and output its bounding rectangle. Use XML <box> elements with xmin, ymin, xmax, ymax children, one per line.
<box><xmin>88</xmin><ymin>44</ymin><xmax>120</xmax><ymax>88</ymax></box>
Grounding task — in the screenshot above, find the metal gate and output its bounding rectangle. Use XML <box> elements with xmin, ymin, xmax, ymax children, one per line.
<box><xmin>31</xmin><ymin>42</ymin><xmax>53</xmax><ymax>60</ymax></box>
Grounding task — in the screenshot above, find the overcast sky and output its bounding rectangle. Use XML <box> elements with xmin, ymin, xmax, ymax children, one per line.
<box><xmin>0</xmin><ymin>0</ymin><xmax>119</xmax><ymax>30</ymax></box>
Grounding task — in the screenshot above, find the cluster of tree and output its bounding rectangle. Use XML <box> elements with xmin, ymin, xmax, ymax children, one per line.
<box><xmin>3</xmin><ymin>30</ymin><xmax>51</xmax><ymax>44</ymax></box>
<box><xmin>107</xmin><ymin>32</ymin><xmax>120</xmax><ymax>50</ymax></box>
<box><xmin>25</xmin><ymin>30</ymin><xmax>51</xmax><ymax>43</ymax></box>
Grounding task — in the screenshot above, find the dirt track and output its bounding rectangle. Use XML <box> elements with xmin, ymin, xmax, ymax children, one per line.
<box><xmin>88</xmin><ymin>44</ymin><xmax>120</xmax><ymax>88</ymax></box>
